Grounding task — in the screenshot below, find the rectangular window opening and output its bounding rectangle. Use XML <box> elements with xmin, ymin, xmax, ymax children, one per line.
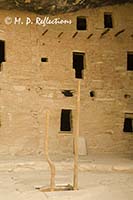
<box><xmin>0</xmin><ymin>64</ymin><xmax>3</xmax><ymax>72</ymax></box>
<box><xmin>123</xmin><ymin>114</ymin><xmax>133</xmax><ymax>133</ymax></box>
<box><xmin>41</xmin><ymin>57</ymin><xmax>48</xmax><ymax>62</ymax></box>
<box><xmin>0</xmin><ymin>40</ymin><xmax>5</xmax><ymax>65</ymax></box>
<box><xmin>127</xmin><ymin>52</ymin><xmax>133</xmax><ymax>71</ymax></box>
<box><xmin>77</xmin><ymin>17</ymin><xmax>87</xmax><ymax>30</ymax></box>
<box><xmin>104</xmin><ymin>13</ymin><xmax>113</xmax><ymax>28</ymax></box>
<box><xmin>60</xmin><ymin>109</ymin><xmax>72</xmax><ymax>132</ymax></box>
<box><xmin>73</xmin><ymin>52</ymin><xmax>84</xmax><ymax>79</ymax></box>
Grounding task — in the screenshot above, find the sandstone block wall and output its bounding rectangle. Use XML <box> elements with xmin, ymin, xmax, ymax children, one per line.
<box><xmin>0</xmin><ymin>3</ymin><xmax>133</xmax><ymax>156</ymax></box>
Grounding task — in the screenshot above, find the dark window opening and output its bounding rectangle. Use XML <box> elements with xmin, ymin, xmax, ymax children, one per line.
<box><xmin>90</xmin><ymin>91</ymin><xmax>95</xmax><ymax>97</ymax></box>
<box><xmin>41</xmin><ymin>57</ymin><xmax>48</xmax><ymax>62</ymax></box>
<box><xmin>60</xmin><ymin>109</ymin><xmax>72</xmax><ymax>132</ymax></box>
<box><xmin>127</xmin><ymin>53</ymin><xmax>133</xmax><ymax>71</ymax></box>
<box><xmin>123</xmin><ymin>118</ymin><xmax>133</xmax><ymax>133</ymax></box>
<box><xmin>104</xmin><ymin>13</ymin><xmax>113</xmax><ymax>28</ymax></box>
<box><xmin>75</xmin><ymin>68</ymin><xmax>83</xmax><ymax>79</ymax></box>
<box><xmin>73</xmin><ymin>52</ymin><xmax>84</xmax><ymax>79</ymax></box>
<box><xmin>0</xmin><ymin>64</ymin><xmax>3</xmax><ymax>72</ymax></box>
<box><xmin>123</xmin><ymin>114</ymin><xmax>133</xmax><ymax>133</ymax></box>
<box><xmin>77</xmin><ymin>17</ymin><xmax>87</xmax><ymax>30</ymax></box>
<box><xmin>0</xmin><ymin>40</ymin><xmax>5</xmax><ymax>65</ymax></box>
<box><xmin>62</xmin><ymin>90</ymin><xmax>73</xmax><ymax>97</ymax></box>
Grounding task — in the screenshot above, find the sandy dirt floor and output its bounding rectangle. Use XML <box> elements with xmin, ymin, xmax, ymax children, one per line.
<box><xmin>0</xmin><ymin>154</ymin><xmax>133</xmax><ymax>200</ymax></box>
<box><xmin>0</xmin><ymin>169</ymin><xmax>133</xmax><ymax>200</ymax></box>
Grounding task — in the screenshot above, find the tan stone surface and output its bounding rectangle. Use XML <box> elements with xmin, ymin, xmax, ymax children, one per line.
<box><xmin>0</xmin><ymin>3</ymin><xmax>133</xmax><ymax>156</ymax></box>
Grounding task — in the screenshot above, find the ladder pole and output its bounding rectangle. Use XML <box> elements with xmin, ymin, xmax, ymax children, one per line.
<box><xmin>45</xmin><ymin>111</ymin><xmax>56</xmax><ymax>191</ymax></box>
<box><xmin>73</xmin><ymin>79</ymin><xmax>81</xmax><ymax>190</ymax></box>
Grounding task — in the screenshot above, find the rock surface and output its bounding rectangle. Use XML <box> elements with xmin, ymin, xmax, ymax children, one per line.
<box><xmin>0</xmin><ymin>0</ymin><xmax>132</xmax><ymax>14</ymax></box>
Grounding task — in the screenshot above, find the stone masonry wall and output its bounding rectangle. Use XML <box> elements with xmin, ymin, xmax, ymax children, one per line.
<box><xmin>0</xmin><ymin>3</ymin><xmax>133</xmax><ymax>156</ymax></box>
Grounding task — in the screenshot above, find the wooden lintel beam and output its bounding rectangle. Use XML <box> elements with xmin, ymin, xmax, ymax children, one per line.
<box><xmin>100</xmin><ymin>28</ymin><xmax>110</xmax><ymax>38</ymax></box>
<box><xmin>57</xmin><ymin>32</ymin><xmax>63</xmax><ymax>38</ymax></box>
<box><xmin>42</xmin><ymin>29</ymin><xmax>48</xmax><ymax>36</ymax></box>
<box><xmin>115</xmin><ymin>29</ymin><xmax>125</xmax><ymax>37</ymax></box>
<box><xmin>72</xmin><ymin>32</ymin><xmax>78</xmax><ymax>38</ymax></box>
<box><xmin>87</xmin><ymin>33</ymin><xmax>93</xmax><ymax>39</ymax></box>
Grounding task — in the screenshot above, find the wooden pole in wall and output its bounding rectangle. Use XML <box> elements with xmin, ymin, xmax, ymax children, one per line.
<box><xmin>45</xmin><ymin>111</ymin><xmax>56</xmax><ymax>191</ymax></box>
<box><xmin>73</xmin><ymin>79</ymin><xmax>81</xmax><ymax>190</ymax></box>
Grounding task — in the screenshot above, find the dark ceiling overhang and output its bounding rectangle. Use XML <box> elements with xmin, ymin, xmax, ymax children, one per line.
<box><xmin>0</xmin><ymin>0</ymin><xmax>132</xmax><ymax>15</ymax></box>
